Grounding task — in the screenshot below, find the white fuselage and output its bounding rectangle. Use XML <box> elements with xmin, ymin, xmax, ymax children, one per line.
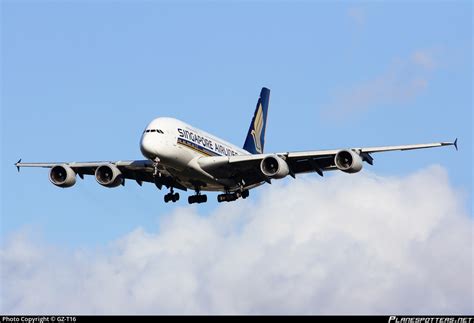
<box><xmin>140</xmin><ymin>117</ymin><xmax>251</xmax><ymax>191</ymax></box>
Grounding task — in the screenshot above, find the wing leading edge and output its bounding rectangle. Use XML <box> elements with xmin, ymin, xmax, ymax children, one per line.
<box><xmin>14</xmin><ymin>159</ymin><xmax>188</xmax><ymax>191</ymax></box>
<box><xmin>198</xmin><ymin>139</ymin><xmax>458</xmax><ymax>188</ymax></box>
<box><xmin>15</xmin><ymin>139</ymin><xmax>457</xmax><ymax>192</ymax></box>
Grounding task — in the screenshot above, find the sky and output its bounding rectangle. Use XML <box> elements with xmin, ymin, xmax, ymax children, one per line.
<box><xmin>1</xmin><ymin>1</ymin><xmax>472</xmax><ymax>315</ymax></box>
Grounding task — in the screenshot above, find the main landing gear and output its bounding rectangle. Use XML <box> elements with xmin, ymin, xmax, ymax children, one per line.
<box><xmin>188</xmin><ymin>188</ymin><xmax>207</xmax><ymax>204</ymax></box>
<box><xmin>163</xmin><ymin>186</ymin><xmax>249</xmax><ymax>204</ymax></box>
<box><xmin>188</xmin><ymin>195</ymin><xmax>207</xmax><ymax>204</ymax></box>
<box><xmin>164</xmin><ymin>188</ymin><xmax>179</xmax><ymax>203</ymax></box>
<box><xmin>217</xmin><ymin>189</ymin><xmax>249</xmax><ymax>203</ymax></box>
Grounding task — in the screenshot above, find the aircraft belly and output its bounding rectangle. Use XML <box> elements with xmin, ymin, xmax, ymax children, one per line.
<box><xmin>168</xmin><ymin>167</ymin><xmax>237</xmax><ymax>192</ymax></box>
<box><xmin>183</xmin><ymin>180</ymin><xmax>227</xmax><ymax>192</ymax></box>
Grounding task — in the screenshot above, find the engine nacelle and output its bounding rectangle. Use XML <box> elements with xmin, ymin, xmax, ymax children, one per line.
<box><xmin>334</xmin><ymin>149</ymin><xmax>363</xmax><ymax>173</ymax></box>
<box><xmin>260</xmin><ymin>155</ymin><xmax>289</xmax><ymax>179</ymax></box>
<box><xmin>95</xmin><ymin>164</ymin><xmax>123</xmax><ymax>188</ymax></box>
<box><xmin>49</xmin><ymin>165</ymin><xmax>76</xmax><ymax>188</ymax></box>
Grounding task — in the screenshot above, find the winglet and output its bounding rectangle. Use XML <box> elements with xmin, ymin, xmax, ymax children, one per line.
<box><xmin>454</xmin><ymin>138</ymin><xmax>458</xmax><ymax>151</ymax></box>
<box><xmin>15</xmin><ymin>159</ymin><xmax>22</xmax><ymax>172</ymax></box>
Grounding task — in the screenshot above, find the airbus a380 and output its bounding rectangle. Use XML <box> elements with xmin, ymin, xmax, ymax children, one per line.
<box><xmin>15</xmin><ymin>88</ymin><xmax>457</xmax><ymax>204</ymax></box>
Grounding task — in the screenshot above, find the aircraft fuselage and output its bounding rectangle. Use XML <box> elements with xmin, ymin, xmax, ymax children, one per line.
<box><xmin>140</xmin><ymin>117</ymin><xmax>252</xmax><ymax>192</ymax></box>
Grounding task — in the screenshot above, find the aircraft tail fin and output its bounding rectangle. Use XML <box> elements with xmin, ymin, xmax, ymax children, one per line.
<box><xmin>243</xmin><ymin>87</ymin><xmax>270</xmax><ymax>154</ymax></box>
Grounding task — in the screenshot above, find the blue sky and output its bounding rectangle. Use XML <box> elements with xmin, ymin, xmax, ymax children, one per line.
<box><xmin>1</xmin><ymin>2</ymin><xmax>472</xmax><ymax>311</ymax></box>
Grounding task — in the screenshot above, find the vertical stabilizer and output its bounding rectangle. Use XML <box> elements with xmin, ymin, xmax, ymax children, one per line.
<box><xmin>243</xmin><ymin>87</ymin><xmax>270</xmax><ymax>154</ymax></box>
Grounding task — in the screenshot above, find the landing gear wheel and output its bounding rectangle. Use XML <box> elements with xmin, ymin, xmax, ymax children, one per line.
<box><xmin>241</xmin><ymin>190</ymin><xmax>249</xmax><ymax>199</ymax></box>
<box><xmin>188</xmin><ymin>194</ymin><xmax>207</xmax><ymax>204</ymax></box>
<box><xmin>172</xmin><ymin>193</ymin><xmax>180</xmax><ymax>202</ymax></box>
<box><xmin>164</xmin><ymin>189</ymin><xmax>179</xmax><ymax>203</ymax></box>
<box><xmin>217</xmin><ymin>192</ymin><xmax>239</xmax><ymax>203</ymax></box>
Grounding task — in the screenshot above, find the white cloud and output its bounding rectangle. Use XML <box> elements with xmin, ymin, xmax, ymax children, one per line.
<box><xmin>1</xmin><ymin>165</ymin><xmax>472</xmax><ymax>314</ymax></box>
<box><xmin>321</xmin><ymin>50</ymin><xmax>436</xmax><ymax>120</ymax></box>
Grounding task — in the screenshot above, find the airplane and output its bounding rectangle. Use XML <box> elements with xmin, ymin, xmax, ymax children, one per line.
<box><xmin>15</xmin><ymin>87</ymin><xmax>458</xmax><ymax>204</ymax></box>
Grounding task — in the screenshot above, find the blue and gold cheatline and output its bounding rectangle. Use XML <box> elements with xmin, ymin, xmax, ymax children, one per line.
<box><xmin>177</xmin><ymin>137</ymin><xmax>217</xmax><ymax>157</ymax></box>
<box><xmin>177</xmin><ymin>128</ymin><xmax>238</xmax><ymax>157</ymax></box>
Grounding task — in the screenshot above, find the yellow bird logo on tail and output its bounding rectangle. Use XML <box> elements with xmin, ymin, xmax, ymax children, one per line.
<box><xmin>251</xmin><ymin>103</ymin><xmax>264</xmax><ymax>154</ymax></box>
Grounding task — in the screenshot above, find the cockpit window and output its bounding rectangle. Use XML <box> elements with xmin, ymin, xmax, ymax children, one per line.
<box><xmin>144</xmin><ymin>129</ymin><xmax>164</xmax><ymax>134</ymax></box>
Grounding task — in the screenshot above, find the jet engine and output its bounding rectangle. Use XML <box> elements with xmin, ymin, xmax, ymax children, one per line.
<box><xmin>49</xmin><ymin>165</ymin><xmax>76</xmax><ymax>188</ymax></box>
<box><xmin>334</xmin><ymin>149</ymin><xmax>363</xmax><ymax>173</ymax></box>
<box><xmin>260</xmin><ymin>155</ymin><xmax>289</xmax><ymax>179</ymax></box>
<box><xmin>95</xmin><ymin>164</ymin><xmax>124</xmax><ymax>187</ymax></box>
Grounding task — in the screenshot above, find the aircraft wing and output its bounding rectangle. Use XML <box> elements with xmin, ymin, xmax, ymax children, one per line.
<box><xmin>199</xmin><ymin>139</ymin><xmax>457</xmax><ymax>188</ymax></box>
<box><xmin>14</xmin><ymin>159</ymin><xmax>188</xmax><ymax>191</ymax></box>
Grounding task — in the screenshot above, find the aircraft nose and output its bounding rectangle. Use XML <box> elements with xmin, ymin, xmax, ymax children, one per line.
<box><xmin>140</xmin><ymin>134</ymin><xmax>157</xmax><ymax>159</ymax></box>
